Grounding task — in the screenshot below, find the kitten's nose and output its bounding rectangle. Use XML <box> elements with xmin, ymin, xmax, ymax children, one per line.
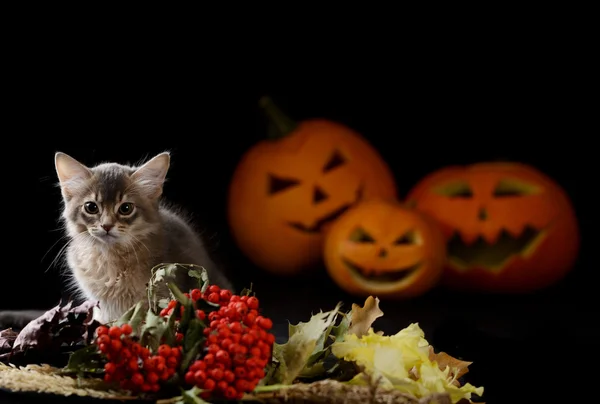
<box><xmin>101</xmin><ymin>224</ymin><xmax>114</xmax><ymax>232</ymax></box>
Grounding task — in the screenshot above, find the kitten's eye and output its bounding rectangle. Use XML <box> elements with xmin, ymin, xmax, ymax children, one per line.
<box><xmin>118</xmin><ymin>202</ymin><xmax>134</xmax><ymax>216</ymax></box>
<box><xmin>84</xmin><ymin>202</ymin><xmax>99</xmax><ymax>214</ymax></box>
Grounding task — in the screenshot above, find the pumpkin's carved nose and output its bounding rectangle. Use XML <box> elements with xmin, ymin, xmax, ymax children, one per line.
<box><xmin>378</xmin><ymin>248</ymin><xmax>388</xmax><ymax>258</ymax></box>
<box><xmin>478</xmin><ymin>207</ymin><xmax>488</xmax><ymax>221</ymax></box>
<box><xmin>313</xmin><ymin>186</ymin><xmax>328</xmax><ymax>204</ymax></box>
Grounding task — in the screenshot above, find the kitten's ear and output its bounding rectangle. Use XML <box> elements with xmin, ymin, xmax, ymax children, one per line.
<box><xmin>131</xmin><ymin>152</ymin><xmax>170</xmax><ymax>199</ymax></box>
<box><xmin>55</xmin><ymin>152</ymin><xmax>92</xmax><ymax>198</ymax></box>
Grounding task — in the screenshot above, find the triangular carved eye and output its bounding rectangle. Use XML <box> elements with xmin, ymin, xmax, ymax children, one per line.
<box><xmin>394</xmin><ymin>230</ymin><xmax>416</xmax><ymax>245</ymax></box>
<box><xmin>349</xmin><ymin>227</ymin><xmax>375</xmax><ymax>243</ymax></box>
<box><xmin>268</xmin><ymin>174</ymin><xmax>300</xmax><ymax>195</ymax></box>
<box><xmin>323</xmin><ymin>150</ymin><xmax>346</xmax><ymax>172</ymax></box>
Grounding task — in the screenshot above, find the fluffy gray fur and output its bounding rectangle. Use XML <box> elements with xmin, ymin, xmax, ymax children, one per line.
<box><xmin>52</xmin><ymin>151</ymin><xmax>233</xmax><ymax>324</ymax></box>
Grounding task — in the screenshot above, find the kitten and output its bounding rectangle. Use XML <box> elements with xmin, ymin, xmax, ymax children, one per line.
<box><xmin>1</xmin><ymin>152</ymin><xmax>233</xmax><ymax>328</ymax></box>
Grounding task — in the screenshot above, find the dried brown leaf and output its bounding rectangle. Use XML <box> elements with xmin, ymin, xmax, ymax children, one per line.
<box><xmin>408</xmin><ymin>365</ymin><xmax>419</xmax><ymax>381</ymax></box>
<box><xmin>0</xmin><ymin>329</ymin><xmax>18</xmax><ymax>352</ymax></box>
<box><xmin>428</xmin><ymin>346</ymin><xmax>472</xmax><ymax>386</ymax></box>
<box><xmin>347</xmin><ymin>296</ymin><xmax>383</xmax><ymax>338</ymax></box>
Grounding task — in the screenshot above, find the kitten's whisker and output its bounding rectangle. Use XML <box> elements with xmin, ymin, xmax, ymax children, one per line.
<box><xmin>126</xmin><ymin>240</ymin><xmax>140</xmax><ymax>266</ymax></box>
<box><xmin>48</xmin><ymin>227</ymin><xmax>66</xmax><ymax>233</ymax></box>
<box><xmin>41</xmin><ymin>233</ymin><xmax>71</xmax><ymax>264</ymax></box>
<box><xmin>45</xmin><ymin>231</ymin><xmax>89</xmax><ymax>273</ymax></box>
<box><xmin>46</xmin><ymin>240</ymin><xmax>71</xmax><ymax>273</ymax></box>
<box><xmin>129</xmin><ymin>234</ymin><xmax>151</xmax><ymax>253</ymax></box>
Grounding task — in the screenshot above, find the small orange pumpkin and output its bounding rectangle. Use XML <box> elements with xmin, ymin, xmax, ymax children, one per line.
<box><xmin>406</xmin><ymin>162</ymin><xmax>580</xmax><ymax>293</ymax></box>
<box><xmin>323</xmin><ymin>199</ymin><xmax>446</xmax><ymax>299</ymax></box>
<box><xmin>228</xmin><ymin>97</ymin><xmax>397</xmax><ymax>275</ymax></box>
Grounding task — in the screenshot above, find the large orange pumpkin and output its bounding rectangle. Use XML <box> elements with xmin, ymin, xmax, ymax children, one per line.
<box><xmin>406</xmin><ymin>162</ymin><xmax>580</xmax><ymax>293</ymax></box>
<box><xmin>323</xmin><ymin>199</ymin><xmax>446</xmax><ymax>299</ymax></box>
<box><xmin>228</xmin><ymin>97</ymin><xmax>397</xmax><ymax>275</ymax></box>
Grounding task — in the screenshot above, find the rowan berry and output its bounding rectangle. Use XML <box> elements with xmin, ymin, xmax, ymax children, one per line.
<box><xmin>207</xmin><ymin>285</ymin><xmax>221</xmax><ymax>294</ymax></box>
<box><xmin>215</xmin><ymin>349</ymin><xmax>230</xmax><ymax>363</ymax></box>
<box><xmin>224</xmin><ymin>386</ymin><xmax>238</xmax><ymax>399</ymax></box>
<box><xmin>185</xmin><ymin>371</ymin><xmax>195</xmax><ymax>385</ymax></box>
<box><xmin>223</xmin><ymin>369</ymin><xmax>235</xmax><ymax>383</ymax></box>
<box><xmin>204</xmin><ymin>378</ymin><xmax>216</xmax><ymax>390</ymax></box>
<box><xmin>191</xmin><ymin>288</ymin><xmax>202</xmax><ymax>301</ymax></box>
<box><xmin>97</xmin><ymin>334</ymin><xmax>110</xmax><ymax>345</ymax></box>
<box><xmin>121</xmin><ymin>323</ymin><xmax>133</xmax><ymax>335</ymax></box>
<box><xmin>257</xmin><ymin>316</ymin><xmax>273</xmax><ymax>330</ymax></box>
<box><xmin>131</xmin><ymin>372</ymin><xmax>144</xmax><ymax>386</ymax></box>
<box><xmin>104</xmin><ymin>362</ymin><xmax>116</xmax><ymax>374</ymax></box>
<box><xmin>217</xmin><ymin>380</ymin><xmax>228</xmax><ymax>392</ymax></box>
<box><xmin>96</xmin><ymin>325</ymin><xmax>109</xmax><ymax>336</ymax></box>
<box><xmin>194</xmin><ymin>370</ymin><xmax>207</xmax><ymax>384</ymax></box>
<box><xmin>207</xmin><ymin>292</ymin><xmax>220</xmax><ymax>303</ymax></box>
<box><xmin>246</xmin><ymin>296</ymin><xmax>259</xmax><ymax>310</ymax></box>
<box><xmin>203</xmin><ymin>353</ymin><xmax>215</xmax><ymax>365</ymax></box>
<box><xmin>157</xmin><ymin>344</ymin><xmax>171</xmax><ymax>357</ymax></box>
<box><xmin>110</xmin><ymin>339</ymin><xmax>122</xmax><ymax>352</ymax></box>
<box><xmin>219</xmin><ymin>289</ymin><xmax>232</xmax><ymax>302</ymax></box>
<box><xmin>108</xmin><ymin>326</ymin><xmax>122</xmax><ymax>339</ymax></box>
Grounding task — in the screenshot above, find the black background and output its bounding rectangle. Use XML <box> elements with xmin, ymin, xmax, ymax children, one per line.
<box><xmin>2</xmin><ymin>33</ymin><xmax>596</xmax><ymax>403</ymax></box>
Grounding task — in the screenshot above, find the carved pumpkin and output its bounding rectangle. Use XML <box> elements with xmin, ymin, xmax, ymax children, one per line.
<box><xmin>406</xmin><ymin>162</ymin><xmax>580</xmax><ymax>293</ymax></box>
<box><xmin>323</xmin><ymin>200</ymin><xmax>446</xmax><ymax>299</ymax></box>
<box><xmin>228</xmin><ymin>97</ymin><xmax>397</xmax><ymax>275</ymax></box>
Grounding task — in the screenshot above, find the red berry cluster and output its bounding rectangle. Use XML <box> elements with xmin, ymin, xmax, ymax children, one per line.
<box><xmin>159</xmin><ymin>284</ymin><xmax>233</xmax><ymax>343</ymax></box>
<box><xmin>96</xmin><ymin>324</ymin><xmax>181</xmax><ymax>393</ymax></box>
<box><xmin>161</xmin><ymin>284</ymin><xmax>275</xmax><ymax>401</ymax></box>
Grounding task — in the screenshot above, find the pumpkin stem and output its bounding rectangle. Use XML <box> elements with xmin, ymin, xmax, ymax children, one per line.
<box><xmin>259</xmin><ymin>96</ymin><xmax>298</xmax><ymax>139</ymax></box>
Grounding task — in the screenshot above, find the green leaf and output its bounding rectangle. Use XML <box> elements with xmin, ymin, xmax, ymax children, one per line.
<box><xmin>127</xmin><ymin>301</ymin><xmax>146</xmax><ymax>336</ymax></box>
<box><xmin>269</xmin><ymin>302</ymin><xmax>342</xmax><ymax>385</ymax></box>
<box><xmin>179</xmin><ymin>385</ymin><xmax>209</xmax><ymax>404</ymax></box>
<box><xmin>62</xmin><ymin>345</ymin><xmax>104</xmax><ymax>377</ymax></box>
<box><xmin>291</xmin><ymin>303</ymin><xmax>346</xmax><ymax>379</ymax></box>
<box><xmin>158</xmin><ymin>298</ymin><xmax>171</xmax><ymax>310</ymax></box>
<box><xmin>168</xmin><ymin>282</ymin><xmax>191</xmax><ymax>306</ymax></box>
<box><xmin>193</xmin><ymin>298</ymin><xmax>220</xmax><ymax>314</ymax></box>
<box><xmin>147</xmin><ymin>263</ymin><xmax>179</xmax><ymax>313</ymax></box>
<box><xmin>240</xmin><ymin>282</ymin><xmax>255</xmax><ymax>297</ymax></box>
<box><xmin>183</xmin><ymin>318</ymin><xmax>205</xmax><ymax>353</ymax></box>
<box><xmin>187</xmin><ymin>267</ymin><xmax>210</xmax><ymax>292</ymax></box>
<box><xmin>324</xmin><ymin>359</ymin><xmax>360</xmax><ymax>381</ymax></box>
<box><xmin>114</xmin><ymin>303</ymin><xmax>136</xmax><ymax>327</ymax></box>
<box><xmin>162</xmin><ymin>303</ymin><xmax>180</xmax><ymax>346</ymax></box>
<box><xmin>180</xmin><ymin>340</ymin><xmax>202</xmax><ymax>375</ymax></box>
<box><xmin>139</xmin><ymin>309</ymin><xmax>168</xmax><ymax>353</ymax></box>
<box><xmin>299</xmin><ymin>362</ymin><xmax>327</xmax><ymax>379</ymax></box>
<box><xmin>330</xmin><ymin>311</ymin><xmax>351</xmax><ymax>343</ymax></box>
<box><xmin>258</xmin><ymin>360</ymin><xmax>280</xmax><ymax>387</ymax></box>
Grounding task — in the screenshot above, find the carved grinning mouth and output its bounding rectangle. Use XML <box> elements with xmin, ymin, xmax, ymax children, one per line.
<box><xmin>288</xmin><ymin>185</ymin><xmax>364</xmax><ymax>234</ymax></box>
<box><xmin>447</xmin><ymin>225</ymin><xmax>542</xmax><ymax>270</ymax></box>
<box><xmin>343</xmin><ymin>258</ymin><xmax>421</xmax><ymax>283</ymax></box>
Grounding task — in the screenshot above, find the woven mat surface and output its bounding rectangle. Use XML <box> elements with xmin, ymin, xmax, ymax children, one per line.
<box><xmin>0</xmin><ymin>363</ymin><xmax>134</xmax><ymax>401</ymax></box>
<box><xmin>0</xmin><ymin>363</ymin><xmax>451</xmax><ymax>404</ymax></box>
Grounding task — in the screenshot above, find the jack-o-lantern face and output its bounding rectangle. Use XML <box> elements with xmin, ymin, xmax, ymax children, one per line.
<box><xmin>267</xmin><ymin>147</ymin><xmax>365</xmax><ymax>234</ymax></box>
<box><xmin>228</xmin><ymin>119</ymin><xmax>397</xmax><ymax>275</ymax></box>
<box><xmin>323</xmin><ymin>200</ymin><xmax>446</xmax><ymax>299</ymax></box>
<box><xmin>406</xmin><ymin>162</ymin><xmax>580</xmax><ymax>293</ymax></box>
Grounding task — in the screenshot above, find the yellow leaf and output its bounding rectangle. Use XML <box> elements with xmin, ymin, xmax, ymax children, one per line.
<box><xmin>347</xmin><ymin>296</ymin><xmax>383</xmax><ymax>337</ymax></box>
<box><xmin>331</xmin><ymin>323</ymin><xmax>484</xmax><ymax>403</ymax></box>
